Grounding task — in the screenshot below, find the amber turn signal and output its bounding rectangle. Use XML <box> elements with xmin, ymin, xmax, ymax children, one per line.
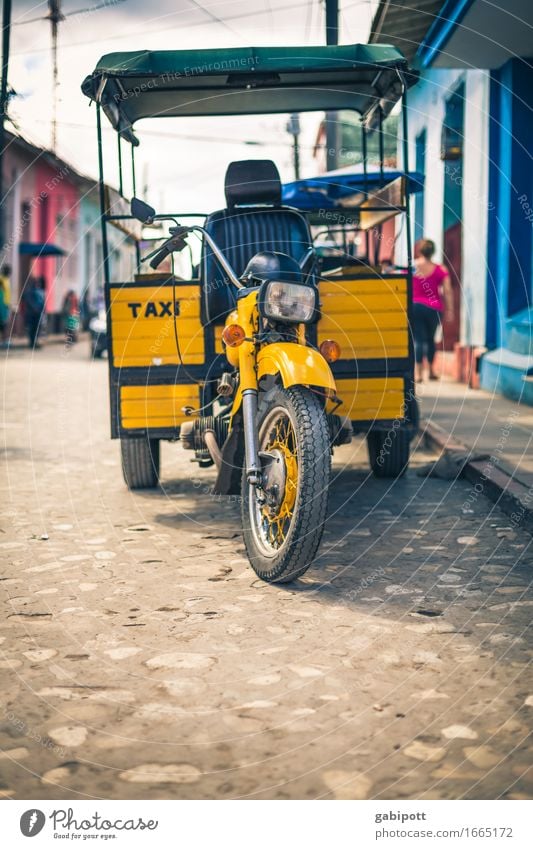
<box><xmin>222</xmin><ymin>323</ymin><xmax>246</xmax><ymax>347</ymax></box>
<box><xmin>319</xmin><ymin>339</ymin><xmax>341</xmax><ymax>363</ymax></box>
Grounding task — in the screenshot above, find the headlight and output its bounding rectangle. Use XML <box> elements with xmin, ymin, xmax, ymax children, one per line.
<box><xmin>259</xmin><ymin>280</ymin><xmax>318</xmax><ymax>324</ymax></box>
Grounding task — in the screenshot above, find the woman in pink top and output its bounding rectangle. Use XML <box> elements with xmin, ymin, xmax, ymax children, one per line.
<box><xmin>412</xmin><ymin>239</ymin><xmax>453</xmax><ymax>383</ymax></box>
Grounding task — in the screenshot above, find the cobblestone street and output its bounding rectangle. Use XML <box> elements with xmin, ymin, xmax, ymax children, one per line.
<box><xmin>1</xmin><ymin>341</ymin><xmax>532</xmax><ymax>800</ymax></box>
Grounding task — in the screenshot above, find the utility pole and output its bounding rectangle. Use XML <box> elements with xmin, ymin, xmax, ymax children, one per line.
<box><xmin>0</xmin><ymin>0</ymin><xmax>12</xmax><ymax>249</ymax></box>
<box><xmin>325</xmin><ymin>0</ymin><xmax>339</xmax><ymax>172</ymax></box>
<box><xmin>286</xmin><ymin>113</ymin><xmax>301</xmax><ymax>180</ymax></box>
<box><xmin>48</xmin><ymin>0</ymin><xmax>64</xmax><ymax>151</ymax></box>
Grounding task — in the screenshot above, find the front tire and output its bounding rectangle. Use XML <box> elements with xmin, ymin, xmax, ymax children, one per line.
<box><xmin>241</xmin><ymin>385</ymin><xmax>330</xmax><ymax>583</ymax></box>
<box><xmin>120</xmin><ymin>437</ymin><xmax>160</xmax><ymax>489</ymax></box>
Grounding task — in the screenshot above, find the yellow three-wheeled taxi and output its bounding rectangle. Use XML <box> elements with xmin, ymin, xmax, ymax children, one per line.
<box><xmin>82</xmin><ymin>44</ymin><xmax>418</xmax><ymax>582</ymax></box>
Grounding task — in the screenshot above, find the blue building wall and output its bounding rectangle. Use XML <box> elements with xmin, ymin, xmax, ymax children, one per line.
<box><xmin>386</xmin><ymin>0</ymin><xmax>533</xmax><ymax>401</ymax></box>
<box><xmin>486</xmin><ymin>58</ymin><xmax>533</xmax><ymax>349</ymax></box>
<box><xmin>480</xmin><ymin>58</ymin><xmax>533</xmax><ymax>401</ymax></box>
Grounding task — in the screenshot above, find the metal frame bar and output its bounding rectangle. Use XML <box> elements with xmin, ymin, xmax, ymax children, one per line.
<box><xmin>117</xmin><ymin>134</ymin><xmax>123</xmax><ymax>197</ymax></box>
<box><xmin>400</xmin><ymin>73</ymin><xmax>415</xmax><ymax>389</ymax></box>
<box><xmin>378</xmin><ymin>106</ymin><xmax>385</xmax><ymax>183</ymax></box>
<box><xmin>103</xmin><ymin>212</ymin><xmax>208</xmax><ymax>221</ymax></box>
<box><xmin>131</xmin><ymin>144</ymin><xmax>137</xmax><ymax>197</ymax></box>
<box><xmin>96</xmin><ymin>103</ymin><xmax>110</xmax><ymax>288</ymax></box>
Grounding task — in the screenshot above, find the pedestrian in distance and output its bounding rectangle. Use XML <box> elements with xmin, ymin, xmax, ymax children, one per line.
<box><xmin>0</xmin><ymin>264</ymin><xmax>11</xmax><ymax>346</ymax></box>
<box><xmin>412</xmin><ymin>238</ymin><xmax>454</xmax><ymax>383</ymax></box>
<box><xmin>62</xmin><ymin>289</ymin><xmax>80</xmax><ymax>344</ymax></box>
<box><xmin>22</xmin><ymin>276</ymin><xmax>46</xmax><ymax>349</ymax></box>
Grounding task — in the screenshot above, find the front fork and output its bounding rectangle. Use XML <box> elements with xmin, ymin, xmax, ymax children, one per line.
<box><xmin>242</xmin><ymin>389</ymin><xmax>261</xmax><ymax>486</ymax></box>
<box><xmin>237</xmin><ymin>326</ymin><xmax>264</xmax><ymax>488</ymax></box>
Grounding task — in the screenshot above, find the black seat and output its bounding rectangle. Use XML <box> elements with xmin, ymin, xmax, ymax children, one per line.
<box><xmin>202</xmin><ymin>160</ymin><xmax>313</xmax><ymax>325</ymax></box>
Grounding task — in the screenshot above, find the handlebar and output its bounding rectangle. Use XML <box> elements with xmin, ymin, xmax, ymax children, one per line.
<box><xmin>143</xmin><ymin>226</ymin><xmax>190</xmax><ymax>269</ymax></box>
<box><xmin>149</xmin><ymin>244</ymin><xmax>171</xmax><ymax>270</ymax></box>
<box><xmin>143</xmin><ymin>225</ymin><xmax>314</xmax><ymax>290</ymax></box>
<box><xmin>144</xmin><ymin>224</ymin><xmax>243</xmax><ymax>288</ymax></box>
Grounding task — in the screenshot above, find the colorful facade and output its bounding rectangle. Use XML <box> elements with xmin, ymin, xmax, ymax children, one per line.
<box><xmin>1</xmin><ymin>131</ymin><xmax>135</xmax><ymax>331</ymax></box>
<box><xmin>370</xmin><ymin>0</ymin><xmax>533</xmax><ymax>403</ymax></box>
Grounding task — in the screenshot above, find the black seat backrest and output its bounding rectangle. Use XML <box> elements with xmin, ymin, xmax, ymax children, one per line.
<box><xmin>202</xmin><ymin>160</ymin><xmax>313</xmax><ymax>325</ymax></box>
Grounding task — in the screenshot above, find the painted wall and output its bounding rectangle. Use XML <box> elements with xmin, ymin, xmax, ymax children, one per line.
<box><xmin>32</xmin><ymin>158</ymin><xmax>80</xmax><ymax>314</ymax></box>
<box><xmin>79</xmin><ymin>190</ymin><xmax>137</xmax><ymax>305</ymax></box>
<box><xmin>79</xmin><ymin>191</ymin><xmax>106</xmax><ymax>306</ymax></box>
<box><xmin>486</xmin><ymin>58</ymin><xmax>533</xmax><ymax>349</ymax></box>
<box><xmin>398</xmin><ymin>67</ymin><xmax>490</xmax><ymax>347</ymax></box>
<box><xmin>1</xmin><ymin>140</ymin><xmax>39</xmax><ymax>307</ymax></box>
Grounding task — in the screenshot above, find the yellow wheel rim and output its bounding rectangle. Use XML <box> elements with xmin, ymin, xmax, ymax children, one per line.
<box><xmin>261</xmin><ymin>416</ymin><xmax>298</xmax><ymax>549</ymax></box>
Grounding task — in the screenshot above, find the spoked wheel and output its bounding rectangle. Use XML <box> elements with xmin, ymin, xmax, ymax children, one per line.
<box><xmin>241</xmin><ymin>386</ymin><xmax>331</xmax><ymax>583</ymax></box>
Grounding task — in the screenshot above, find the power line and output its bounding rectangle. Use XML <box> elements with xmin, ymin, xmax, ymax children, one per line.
<box><xmin>187</xmin><ymin>0</ymin><xmax>243</xmax><ymax>40</ymax></box>
<box><xmin>11</xmin><ymin>0</ymin><xmax>313</xmax><ymax>56</ymax></box>
<box><xmin>13</xmin><ymin>0</ymin><xmax>128</xmax><ymax>26</ymax></box>
<box><xmin>24</xmin><ymin>116</ymin><xmax>320</xmax><ymax>149</ymax></box>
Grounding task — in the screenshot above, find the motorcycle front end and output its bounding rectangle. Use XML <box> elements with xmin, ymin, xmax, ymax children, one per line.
<box><xmin>220</xmin><ymin>252</ymin><xmax>343</xmax><ymax>583</ymax></box>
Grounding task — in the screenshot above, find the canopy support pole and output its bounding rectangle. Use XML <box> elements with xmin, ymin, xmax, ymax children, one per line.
<box><xmin>117</xmin><ymin>135</ymin><xmax>123</xmax><ymax>197</ymax></box>
<box><xmin>400</xmin><ymin>77</ymin><xmax>413</xmax><ymax>270</ymax></box>
<box><xmin>400</xmin><ymin>73</ymin><xmax>414</xmax><ymax>380</ymax></box>
<box><xmin>325</xmin><ymin>0</ymin><xmax>339</xmax><ymax>171</ymax></box>
<box><xmin>131</xmin><ymin>144</ymin><xmax>137</xmax><ymax>197</ymax></box>
<box><xmin>96</xmin><ymin>103</ymin><xmax>110</xmax><ymax>288</ymax></box>
<box><xmin>362</xmin><ymin>124</ymin><xmax>370</xmax><ymax>260</ymax></box>
<box><xmin>378</xmin><ymin>107</ymin><xmax>385</xmax><ymax>183</ymax></box>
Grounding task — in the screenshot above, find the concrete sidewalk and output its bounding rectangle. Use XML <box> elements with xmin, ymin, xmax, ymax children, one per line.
<box><xmin>418</xmin><ymin>378</ymin><xmax>533</xmax><ymax>531</ymax></box>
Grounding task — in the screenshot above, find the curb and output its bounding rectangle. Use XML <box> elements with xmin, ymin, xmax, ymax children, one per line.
<box><xmin>420</xmin><ymin>418</ymin><xmax>533</xmax><ymax>535</ymax></box>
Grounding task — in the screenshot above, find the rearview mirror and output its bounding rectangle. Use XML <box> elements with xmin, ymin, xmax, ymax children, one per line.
<box><xmin>131</xmin><ymin>197</ymin><xmax>156</xmax><ymax>224</ymax></box>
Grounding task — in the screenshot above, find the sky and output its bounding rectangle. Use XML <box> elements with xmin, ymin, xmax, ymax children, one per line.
<box><xmin>8</xmin><ymin>0</ymin><xmax>378</xmax><ymax>211</ymax></box>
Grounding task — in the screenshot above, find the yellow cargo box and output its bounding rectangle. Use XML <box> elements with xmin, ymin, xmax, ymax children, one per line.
<box><xmin>110</xmin><ymin>283</ymin><xmax>204</xmax><ymax>368</ymax></box>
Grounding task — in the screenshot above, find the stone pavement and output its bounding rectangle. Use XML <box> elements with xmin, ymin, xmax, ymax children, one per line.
<box><xmin>418</xmin><ymin>378</ymin><xmax>533</xmax><ymax>489</ymax></box>
<box><xmin>1</xmin><ymin>340</ymin><xmax>532</xmax><ymax>800</ymax></box>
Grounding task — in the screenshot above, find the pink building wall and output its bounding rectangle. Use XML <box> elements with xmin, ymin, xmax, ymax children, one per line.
<box><xmin>2</xmin><ymin>135</ymin><xmax>82</xmax><ymax>320</ymax></box>
<box><xmin>31</xmin><ymin>158</ymin><xmax>80</xmax><ymax>314</ymax></box>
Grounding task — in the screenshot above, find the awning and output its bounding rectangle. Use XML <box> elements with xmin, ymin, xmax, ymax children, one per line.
<box><xmin>19</xmin><ymin>242</ymin><xmax>66</xmax><ymax>257</ymax></box>
<box><xmin>369</xmin><ymin>1</ymin><xmax>443</xmax><ymax>64</ymax></box>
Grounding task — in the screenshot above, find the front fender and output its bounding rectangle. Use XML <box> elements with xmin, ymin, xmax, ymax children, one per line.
<box><xmin>257</xmin><ymin>342</ymin><xmax>336</xmax><ymax>391</ymax></box>
<box><xmin>231</xmin><ymin>342</ymin><xmax>336</xmax><ymax>418</ymax></box>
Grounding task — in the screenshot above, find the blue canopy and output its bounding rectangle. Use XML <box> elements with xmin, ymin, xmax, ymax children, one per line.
<box><xmin>282</xmin><ymin>165</ymin><xmax>424</xmax><ymax>211</ymax></box>
<box><xmin>19</xmin><ymin>242</ymin><xmax>66</xmax><ymax>257</ymax></box>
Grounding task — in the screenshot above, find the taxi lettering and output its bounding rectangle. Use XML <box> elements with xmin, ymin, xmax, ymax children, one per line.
<box><xmin>128</xmin><ymin>301</ymin><xmax>181</xmax><ymax>318</ymax></box>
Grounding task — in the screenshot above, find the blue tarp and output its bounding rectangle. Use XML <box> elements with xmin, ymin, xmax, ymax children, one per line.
<box><xmin>282</xmin><ymin>166</ymin><xmax>424</xmax><ymax>211</ymax></box>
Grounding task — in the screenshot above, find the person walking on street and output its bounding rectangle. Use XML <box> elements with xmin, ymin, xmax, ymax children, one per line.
<box><xmin>0</xmin><ymin>264</ymin><xmax>11</xmax><ymax>345</ymax></box>
<box><xmin>62</xmin><ymin>289</ymin><xmax>80</xmax><ymax>344</ymax></box>
<box><xmin>22</xmin><ymin>277</ymin><xmax>46</xmax><ymax>349</ymax></box>
<box><xmin>412</xmin><ymin>238</ymin><xmax>454</xmax><ymax>383</ymax></box>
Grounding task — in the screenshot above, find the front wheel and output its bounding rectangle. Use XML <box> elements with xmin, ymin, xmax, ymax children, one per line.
<box><xmin>241</xmin><ymin>386</ymin><xmax>331</xmax><ymax>583</ymax></box>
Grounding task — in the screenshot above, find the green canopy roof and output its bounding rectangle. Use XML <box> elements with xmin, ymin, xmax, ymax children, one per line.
<box><xmin>81</xmin><ymin>44</ymin><xmax>413</xmax><ymax>142</ymax></box>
